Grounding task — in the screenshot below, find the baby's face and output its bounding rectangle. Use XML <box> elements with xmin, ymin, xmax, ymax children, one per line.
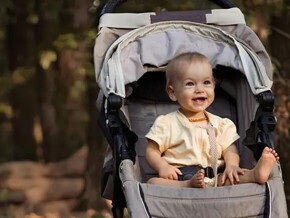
<box><xmin>168</xmin><ymin>60</ymin><xmax>215</xmax><ymax>118</ymax></box>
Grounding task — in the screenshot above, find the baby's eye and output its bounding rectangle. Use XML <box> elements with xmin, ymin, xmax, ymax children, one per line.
<box><xmin>204</xmin><ymin>80</ymin><xmax>212</xmax><ymax>85</ymax></box>
<box><xmin>186</xmin><ymin>82</ymin><xmax>194</xmax><ymax>86</ymax></box>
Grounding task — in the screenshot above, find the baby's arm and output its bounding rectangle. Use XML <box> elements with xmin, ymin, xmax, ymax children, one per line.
<box><xmin>221</xmin><ymin>144</ymin><xmax>247</xmax><ymax>185</ymax></box>
<box><xmin>145</xmin><ymin>139</ymin><xmax>182</xmax><ymax>180</ymax></box>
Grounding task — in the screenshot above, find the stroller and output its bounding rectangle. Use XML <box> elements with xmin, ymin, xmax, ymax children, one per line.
<box><xmin>94</xmin><ymin>0</ymin><xmax>288</xmax><ymax>217</ymax></box>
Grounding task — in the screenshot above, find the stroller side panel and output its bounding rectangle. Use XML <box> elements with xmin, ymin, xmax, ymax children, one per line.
<box><xmin>94</xmin><ymin>27</ymin><xmax>130</xmax><ymax>87</ymax></box>
<box><xmin>268</xmin><ymin>165</ymin><xmax>289</xmax><ymax>217</ymax></box>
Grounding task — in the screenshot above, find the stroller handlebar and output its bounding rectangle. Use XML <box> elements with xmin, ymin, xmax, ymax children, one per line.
<box><xmin>100</xmin><ymin>0</ymin><xmax>235</xmax><ymax>16</ymax></box>
<box><xmin>208</xmin><ymin>0</ymin><xmax>235</xmax><ymax>8</ymax></box>
<box><xmin>100</xmin><ymin>0</ymin><xmax>128</xmax><ymax>16</ymax></box>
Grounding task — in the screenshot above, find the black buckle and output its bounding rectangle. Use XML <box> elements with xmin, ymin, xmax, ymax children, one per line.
<box><xmin>204</xmin><ymin>166</ymin><xmax>214</xmax><ymax>178</ymax></box>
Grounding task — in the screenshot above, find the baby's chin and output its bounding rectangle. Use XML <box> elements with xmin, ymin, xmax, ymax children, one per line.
<box><xmin>180</xmin><ymin>108</ymin><xmax>207</xmax><ymax>116</ymax></box>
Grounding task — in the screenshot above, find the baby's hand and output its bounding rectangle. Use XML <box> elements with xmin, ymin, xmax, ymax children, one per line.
<box><xmin>158</xmin><ymin>164</ymin><xmax>182</xmax><ymax>180</ymax></box>
<box><xmin>221</xmin><ymin>165</ymin><xmax>248</xmax><ymax>185</ymax></box>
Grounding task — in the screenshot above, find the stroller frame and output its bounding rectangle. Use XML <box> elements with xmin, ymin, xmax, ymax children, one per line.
<box><xmin>96</xmin><ymin>0</ymin><xmax>287</xmax><ymax>217</ymax></box>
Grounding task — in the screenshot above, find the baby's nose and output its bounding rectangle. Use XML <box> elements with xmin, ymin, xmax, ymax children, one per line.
<box><xmin>195</xmin><ymin>85</ymin><xmax>204</xmax><ymax>92</ymax></box>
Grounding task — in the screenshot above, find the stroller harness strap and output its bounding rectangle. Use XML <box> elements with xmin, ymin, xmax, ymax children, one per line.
<box><xmin>206</xmin><ymin>123</ymin><xmax>218</xmax><ymax>187</ymax></box>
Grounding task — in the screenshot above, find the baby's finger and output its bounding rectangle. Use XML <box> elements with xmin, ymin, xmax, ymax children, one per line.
<box><xmin>220</xmin><ymin>173</ymin><xmax>226</xmax><ymax>185</ymax></box>
<box><xmin>172</xmin><ymin>172</ymin><xmax>178</xmax><ymax>180</ymax></box>
<box><xmin>233</xmin><ymin>172</ymin><xmax>240</xmax><ymax>182</ymax></box>
<box><xmin>175</xmin><ymin>168</ymin><xmax>183</xmax><ymax>175</ymax></box>
<box><xmin>238</xmin><ymin>169</ymin><xmax>245</xmax><ymax>175</ymax></box>
<box><xmin>228</xmin><ymin>174</ymin><xmax>234</xmax><ymax>185</ymax></box>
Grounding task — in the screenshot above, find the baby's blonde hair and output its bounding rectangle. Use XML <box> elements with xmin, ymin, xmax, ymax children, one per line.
<box><xmin>166</xmin><ymin>52</ymin><xmax>212</xmax><ymax>89</ymax></box>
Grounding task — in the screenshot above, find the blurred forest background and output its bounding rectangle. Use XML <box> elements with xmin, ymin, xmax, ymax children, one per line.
<box><xmin>0</xmin><ymin>0</ymin><xmax>289</xmax><ymax>217</ymax></box>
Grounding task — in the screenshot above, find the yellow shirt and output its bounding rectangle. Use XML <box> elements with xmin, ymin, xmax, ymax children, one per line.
<box><xmin>145</xmin><ymin>110</ymin><xmax>240</xmax><ymax>168</ymax></box>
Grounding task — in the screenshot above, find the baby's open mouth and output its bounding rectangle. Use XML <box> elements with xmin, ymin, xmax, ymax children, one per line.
<box><xmin>193</xmin><ymin>97</ymin><xmax>207</xmax><ymax>103</ymax></box>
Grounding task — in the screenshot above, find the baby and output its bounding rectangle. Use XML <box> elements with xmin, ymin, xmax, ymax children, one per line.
<box><xmin>145</xmin><ymin>52</ymin><xmax>279</xmax><ymax>188</ymax></box>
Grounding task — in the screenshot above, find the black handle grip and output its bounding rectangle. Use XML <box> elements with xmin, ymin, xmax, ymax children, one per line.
<box><xmin>100</xmin><ymin>0</ymin><xmax>235</xmax><ymax>15</ymax></box>
<box><xmin>100</xmin><ymin>0</ymin><xmax>128</xmax><ymax>16</ymax></box>
<box><xmin>208</xmin><ymin>0</ymin><xmax>235</xmax><ymax>9</ymax></box>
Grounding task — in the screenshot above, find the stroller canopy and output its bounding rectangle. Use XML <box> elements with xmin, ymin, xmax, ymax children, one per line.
<box><xmin>95</xmin><ymin>8</ymin><xmax>272</xmax><ymax>98</ymax></box>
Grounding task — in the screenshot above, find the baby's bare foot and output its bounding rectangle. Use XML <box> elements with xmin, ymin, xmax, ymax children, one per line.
<box><xmin>254</xmin><ymin>147</ymin><xmax>279</xmax><ymax>184</ymax></box>
<box><xmin>188</xmin><ymin>169</ymin><xmax>205</xmax><ymax>188</ymax></box>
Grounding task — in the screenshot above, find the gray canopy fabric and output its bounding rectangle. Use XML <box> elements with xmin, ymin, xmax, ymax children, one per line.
<box><xmin>96</xmin><ymin>21</ymin><xmax>272</xmax><ymax>98</ymax></box>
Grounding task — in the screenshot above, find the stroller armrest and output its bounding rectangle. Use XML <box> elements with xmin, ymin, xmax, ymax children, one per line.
<box><xmin>120</xmin><ymin>159</ymin><xmax>142</xmax><ymax>183</ymax></box>
<box><xmin>269</xmin><ymin>162</ymin><xmax>284</xmax><ymax>181</ymax></box>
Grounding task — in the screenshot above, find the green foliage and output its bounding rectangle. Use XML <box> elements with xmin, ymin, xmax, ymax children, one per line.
<box><xmin>39</xmin><ymin>50</ymin><xmax>57</xmax><ymax>70</ymax></box>
<box><xmin>11</xmin><ymin>67</ymin><xmax>35</xmax><ymax>85</ymax></box>
<box><xmin>86</xmin><ymin>29</ymin><xmax>98</xmax><ymax>44</ymax></box>
<box><xmin>0</xmin><ymin>103</ymin><xmax>12</xmax><ymax>118</ymax></box>
<box><xmin>53</xmin><ymin>33</ymin><xmax>78</xmax><ymax>50</ymax></box>
<box><xmin>26</xmin><ymin>14</ymin><xmax>39</xmax><ymax>25</ymax></box>
<box><xmin>0</xmin><ymin>189</ymin><xmax>9</xmax><ymax>203</ymax></box>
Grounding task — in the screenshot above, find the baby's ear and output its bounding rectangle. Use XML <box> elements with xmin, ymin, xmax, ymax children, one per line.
<box><xmin>167</xmin><ymin>85</ymin><xmax>177</xmax><ymax>101</ymax></box>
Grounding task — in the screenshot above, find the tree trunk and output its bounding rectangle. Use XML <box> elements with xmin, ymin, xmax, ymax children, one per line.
<box><xmin>35</xmin><ymin>0</ymin><xmax>59</xmax><ymax>162</ymax></box>
<box><xmin>8</xmin><ymin>0</ymin><xmax>38</xmax><ymax>160</ymax></box>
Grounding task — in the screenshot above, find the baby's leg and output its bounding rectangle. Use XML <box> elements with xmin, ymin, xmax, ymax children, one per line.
<box><xmin>147</xmin><ymin>169</ymin><xmax>205</xmax><ymax>188</ymax></box>
<box><xmin>234</xmin><ymin>147</ymin><xmax>278</xmax><ymax>185</ymax></box>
